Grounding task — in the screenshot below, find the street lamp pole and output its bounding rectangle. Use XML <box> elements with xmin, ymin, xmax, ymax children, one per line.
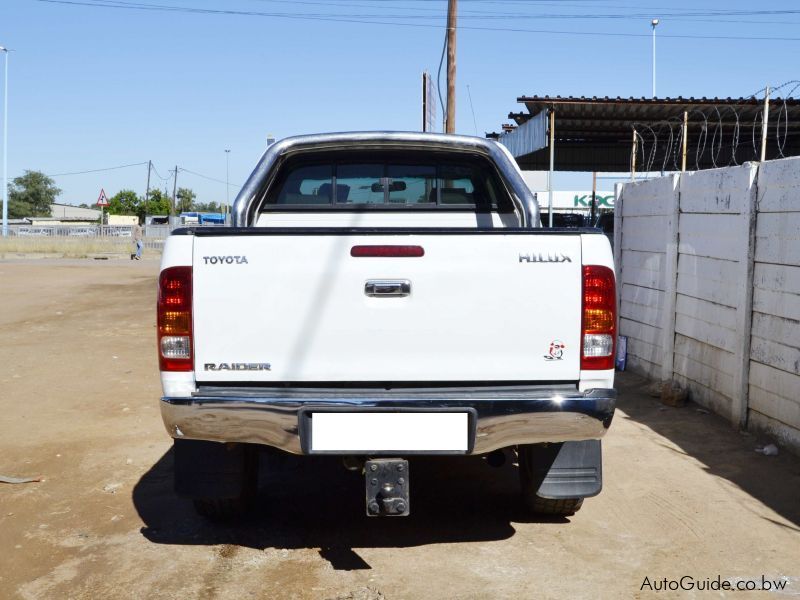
<box><xmin>1</xmin><ymin>46</ymin><xmax>9</xmax><ymax>238</ymax></box>
<box><xmin>224</xmin><ymin>149</ymin><xmax>230</xmax><ymax>219</ymax></box>
<box><xmin>651</xmin><ymin>19</ymin><xmax>659</xmax><ymax>99</ymax></box>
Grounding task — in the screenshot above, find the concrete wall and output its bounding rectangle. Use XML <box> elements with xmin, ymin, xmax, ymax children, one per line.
<box><xmin>617</xmin><ymin>157</ymin><xmax>800</xmax><ymax>454</ymax></box>
<box><xmin>614</xmin><ymin>174</ymin><xmax>678</xmax><ymax>379</ymax></box>
<box><xmin>748</xmin><ymin>158</ymin><xmax>800</xmax><ymax>450</ymax></box>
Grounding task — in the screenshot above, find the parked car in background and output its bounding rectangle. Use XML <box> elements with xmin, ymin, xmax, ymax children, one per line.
<box><xmin>17</xmin><ymin>227</ymin><xmax>56</xmax><ymax>236</ymax></box>
<box><xmin>594</xmin><ymin>212</ymin><xmax>614</xmax><ymax>236</ymax></box>
<box><xmin>108</xmin><ymin>227</ymin><xmax>133</xmax><ymax>237</ymax></box>
<box><xmin>68</xmin><ymin>227</ymin><xmax>98</xmax><ymax>237</ymax></box>
<box><xmin>546</xmin><ymin>213</ymin><xmax>589</xmax><ymax>228</ymax></box>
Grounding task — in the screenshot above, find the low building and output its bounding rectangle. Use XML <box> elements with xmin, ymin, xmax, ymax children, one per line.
<box><xmin>29</xmin><ymin>216</ymin><xmax>99</xmax><ymax>226</ymax></box>
<box><xmin>108</xmin><ymin>215</ymin><xmax>138</xmax><ymax>226</ymax></box>
<box><xmin>49</xmin><ymin>203</ymin><xmax>101</xmax><ymax>221</ymax></box>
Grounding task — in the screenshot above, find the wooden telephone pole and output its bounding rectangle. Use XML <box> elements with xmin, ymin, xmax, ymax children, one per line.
<box><xmin>445</xmin><ymin>0</ymin><xmax>457</xmax><ymax>133</ymax></box>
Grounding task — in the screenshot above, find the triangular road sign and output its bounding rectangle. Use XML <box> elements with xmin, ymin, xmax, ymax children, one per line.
<box><xmin>97</xmin><ymin>188</ymin><xmax>109</xmax><ymax>207</ymax></box>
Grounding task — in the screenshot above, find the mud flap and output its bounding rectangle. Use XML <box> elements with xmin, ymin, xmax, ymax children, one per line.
<box><xmin>525</xmin><ymin>440</ymin><xmax>602</xmax><ymax>499</ymax></box>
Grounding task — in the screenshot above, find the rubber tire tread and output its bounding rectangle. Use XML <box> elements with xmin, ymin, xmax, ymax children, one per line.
<box><xmin>518</xmin><ymin>444</ymin><xmax>584</xmax><ymax>516</ymax></box>
<box><xmin>193</xmin><ymin>497</ymin><xmax>251</xmax><ymax>520</ymax></box>
<box><xmin>526</xmin><ymin>495</ymin><xmax>583</xmax><ymax>516</ymax></box>
<box><xmin>190</xmin><ymin>445</ymin><xmax>259</xmax><ymax>521</ymax></box>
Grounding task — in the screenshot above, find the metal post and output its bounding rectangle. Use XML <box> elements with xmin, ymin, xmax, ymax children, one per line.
<box><xmin>760</xmin><ymin>86</ymin><xmax>770</xmax><ymax>162</ymax></box>
<box><xmin>225</xmin><ymin>149</ymin><xmax>231</xmax><ymax>218</ymax></box>
<box><xmin>422</xmin><ymin>71</ymin><xmax>427</xmax><ymax>132</ymax></box>
<box><xmin>548</xmin><ymin>109</ymin><xmax>555</xmax><ymax>227</ymax></box>
<box><xmin>172</xmin><ymin>165</ymin><xmax>178</xmax><ymax>216</ymax></box>
<box><xmin>144</xmin><ymin>160</ymin><xmax>151</xmax><ymax>224</ymax></box>
<box><xmin>1</xmin><ymin>47</ymin><xmax>8</xmax><ymax>238</ymax></box>
<box><xmin>651</xmin><ymin>20</ymin><xmax>659</xmax><ymax>99</ymax></box>
<box><xmin>590</xmin><ymin>171</ymin><xmax>597</xmax><ymax>224</ymax></box>
<box><xmin>681</xmin><ymin>111</ymin><xmax>688</xmax><ymax>172</ymax></box>
<box><xmin>445</xmin><ymin>0</ymin><xmax>457</xmax><ymax>134</ymax></box>
<box><xmin>631</xmin><ymin>129</ymin><xmax>638</xmax><ymax>182</ymax></box>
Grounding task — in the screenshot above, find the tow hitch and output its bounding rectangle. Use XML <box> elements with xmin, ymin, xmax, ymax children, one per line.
<box><xmin>365</xmin><ymin>459</ymin><xmax>410</xmax><ymax>517</ymax></box>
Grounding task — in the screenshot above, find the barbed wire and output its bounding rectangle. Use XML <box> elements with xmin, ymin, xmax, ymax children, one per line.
<box><xmin>630</xmin><ymin>81</ymin><xmax>800</xmax><ymax>175</ymax></box>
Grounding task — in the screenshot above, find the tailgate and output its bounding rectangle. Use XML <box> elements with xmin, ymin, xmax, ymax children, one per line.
<box><xmin>192</xmin><ymin>232</ymin><xmax>582</xmax><ymax>383</ymax></box>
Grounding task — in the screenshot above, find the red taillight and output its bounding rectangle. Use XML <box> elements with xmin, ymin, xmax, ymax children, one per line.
<box><xmin>581</xmin><ymin>265</ymin><xmax>616</xmax><ymax>370</ymax></box>
<box><xmin>351</xmin><ymin>245</ymin><xmax>425</xmax><ymax>258</ymax></box>
<box><xmin>157</xmin><ymin>266</ymin><xmax>193</xmax><ymax>371</ymax></box>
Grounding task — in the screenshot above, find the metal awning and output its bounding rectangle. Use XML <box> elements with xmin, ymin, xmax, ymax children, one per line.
<box><xmin>489</xmin><ymin>95</ymin><xmax>800</xmax><ymax>172</ymax></box>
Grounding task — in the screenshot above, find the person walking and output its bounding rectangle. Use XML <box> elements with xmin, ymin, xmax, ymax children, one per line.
<box><xmin>132</xmin><ymin>222</ymin><xmax>144</xmax><ymax>260</ymax></box>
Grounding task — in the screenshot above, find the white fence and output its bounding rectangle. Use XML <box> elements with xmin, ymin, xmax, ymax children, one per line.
<box><xmin>9</xmin><ymin>224</ymin><xmax>134</xmax><ymax>238</ymax></box>
<box><xmin>616</xmin><ymin>156</ymin><xmax>800</xmax><ymax>454</ymax></box>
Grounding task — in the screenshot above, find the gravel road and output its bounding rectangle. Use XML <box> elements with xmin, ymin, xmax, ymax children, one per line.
<box><xmin>1</xmin><ymin>259</ymin><xmax>798</xmax><ymax>599</ymax></box>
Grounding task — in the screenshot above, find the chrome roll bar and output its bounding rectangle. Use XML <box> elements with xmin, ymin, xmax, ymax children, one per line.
<box><xmin>231</xmin><ymin>132</ymin><xmax>540</xmax><ymax>228</ymax></box>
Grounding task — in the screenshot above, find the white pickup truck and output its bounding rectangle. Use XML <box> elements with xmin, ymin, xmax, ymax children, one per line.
<box><xmin>157</xmin><ymin>132</ymin><xmax>617</xmax><ymax>519</ymax></box>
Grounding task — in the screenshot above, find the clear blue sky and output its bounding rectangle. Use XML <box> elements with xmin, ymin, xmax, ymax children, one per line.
<box><xmin>2</xmin><ymin>0</ymin><xmax>799</xmax><ymax>206</ymax></box>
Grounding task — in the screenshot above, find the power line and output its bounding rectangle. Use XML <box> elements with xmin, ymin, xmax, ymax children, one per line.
<box><xmin>436</xmin><ymin>19</ymin><xmax>447</xmax><ymax>130</ymax></box>
<box><xmin>150</xmin><ymin>163</ymin><xmax>172</xmax><ymax>181</ymax></box>
<box><xmin>179</xmin><ymin>167</ymin><xmax>237</xmax><ymax>187</ymax></box>
<box><xmin>36</xmin><ymin>0</ymin><xmax>800</xmax><ymax>42</ymax></box>
<box><xmin>46</xmin><ymin>161</ymin><xmax>147</xmax><ymax>177</ymax></box>
<box><xmin>467</xmin><ymin>84</ymin><xmax>478</xmax><ymax>136</ymax></box>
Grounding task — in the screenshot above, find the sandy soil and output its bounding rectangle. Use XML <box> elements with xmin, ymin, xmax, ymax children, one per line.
<box><xmin>0</xmin><ymin>259</ymin><xmax>798</xmax><ymax>599</ymax></box>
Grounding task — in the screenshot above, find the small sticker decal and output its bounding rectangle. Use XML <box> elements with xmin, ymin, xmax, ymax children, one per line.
<box><xmin>544</xmin><ymin>340</ymin><xmax>566</xmax><ymax>361</ymax></box>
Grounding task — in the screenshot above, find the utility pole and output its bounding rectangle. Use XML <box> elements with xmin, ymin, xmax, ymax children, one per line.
<box><xmin>144</xmin><ymin>160</ymin><xmax>151</xmax><ymax>224</ymax></box>
<box><xmin>172</xmin><ymin>165</ymin><xmax>178</xmax><ymax>216</ymax></box>
<box><xmin>445</xmin><ymin>0</ymin><xmax>457</xmax><ymax>133</ymax></box>
<box><xmin>1</xmin><ymin>46</ymin><xmax>9</xmax><ymax>238</ymax></box>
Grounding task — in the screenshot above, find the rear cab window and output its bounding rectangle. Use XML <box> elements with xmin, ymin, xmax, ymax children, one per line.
<box><xmin>259</xmin><ymin>151</ymin><xmax>514</xmax><ymax>212</ymax></box>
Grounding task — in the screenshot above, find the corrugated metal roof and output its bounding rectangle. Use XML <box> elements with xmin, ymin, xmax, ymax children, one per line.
<box><xmin>490</xmin><ymin>95</ymin><xmax>800</xmax><ymax>172</ymax></box>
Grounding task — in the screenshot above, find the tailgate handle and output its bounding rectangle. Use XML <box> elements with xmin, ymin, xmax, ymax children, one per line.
<box><xmin>365</xmin><ymin>280</ymin><xmax>411</xmax><ymax>298</ymax></box>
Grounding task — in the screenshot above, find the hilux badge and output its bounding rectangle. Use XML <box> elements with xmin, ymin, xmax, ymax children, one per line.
<box><xmin>519</xmin><ymin>253</ymin><xmax>572</xmax><ymax>263</ymax></box>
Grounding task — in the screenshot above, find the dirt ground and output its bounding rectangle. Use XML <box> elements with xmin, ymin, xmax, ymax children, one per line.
<box><xmin>1</xmin><ymin>259</ymin><xmax>799</xmax><ymax>599</ymax></box>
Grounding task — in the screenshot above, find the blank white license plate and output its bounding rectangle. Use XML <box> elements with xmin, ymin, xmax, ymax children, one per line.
<box><xmin>310</xmin><ymin>412</ymin><xmax>469</xmax><ymax>452</ymax></box>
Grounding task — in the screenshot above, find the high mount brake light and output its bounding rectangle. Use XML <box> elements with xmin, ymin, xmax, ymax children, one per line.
<box><xmin>350</xmin><ymin>245</ymin><xmax>425</xmax><ymax>258</ymax></box>
<box><xmin>581</xmin><ymin>265</ymin><xmax>617</xmax><ymax>370</ymax></box>
<box><xmin>157</xmin><ymin>266</ymin><xmax>193</xmax><ymax>372</ymax></box>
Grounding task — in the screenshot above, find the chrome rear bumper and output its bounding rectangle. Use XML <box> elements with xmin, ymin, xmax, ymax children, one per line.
<box><xmin>160</xmin><ymin>386</ymin><xmax>615</xmax><ymax>455</ymax></box>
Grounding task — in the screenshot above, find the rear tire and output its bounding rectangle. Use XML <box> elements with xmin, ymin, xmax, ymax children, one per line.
<box><xmin>523</xmin><ymin>495</ymin><xmax>583</xmax><ymax>516</ymax></box>
<box><xmin>173</xmin><ymin>439</ymin><xmax>259</xmax><ymax>521</ymax></box>
<box><xmin>518</xmin><ymin>444</ymin><xmax>584</xmax><ymax>516</ymax></box>
<box><xmin>193</xmin><ymin>447</ymin><xmax>258</xmax><ymax>521</ymax></box>
<box><xmin>192</xmin><ymin>496</ymin><xmax>253</xmax><ymax>521</ymax></box>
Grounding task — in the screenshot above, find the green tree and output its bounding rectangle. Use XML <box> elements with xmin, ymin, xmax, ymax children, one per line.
<box><xmin>108</xmin><ymin>189</ymin><xmax>140</xmax><ymax>216</ymax></box>
<box><xmin>194</xmin><ymin>201</ymin><xmax>222</xmax><ymax>213</ymax></box>
<box><xmin>143</xmin><ymin>189</ymin><xmax>172</xmax><ymax>220</ymax></box>
<box><xmin>176</xmin><ymin>187</ymin><xmax>196</xmax><ymax>213</ymax></box>
<box><xmin>107</xmin><ymin>189</ymin><xmax>174</xmax><ymax>222</ymax></box>
<box><xmin>8</xmin><ymin>170</ymin><xmax>60</xmax><ymax>218</ymax></box>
